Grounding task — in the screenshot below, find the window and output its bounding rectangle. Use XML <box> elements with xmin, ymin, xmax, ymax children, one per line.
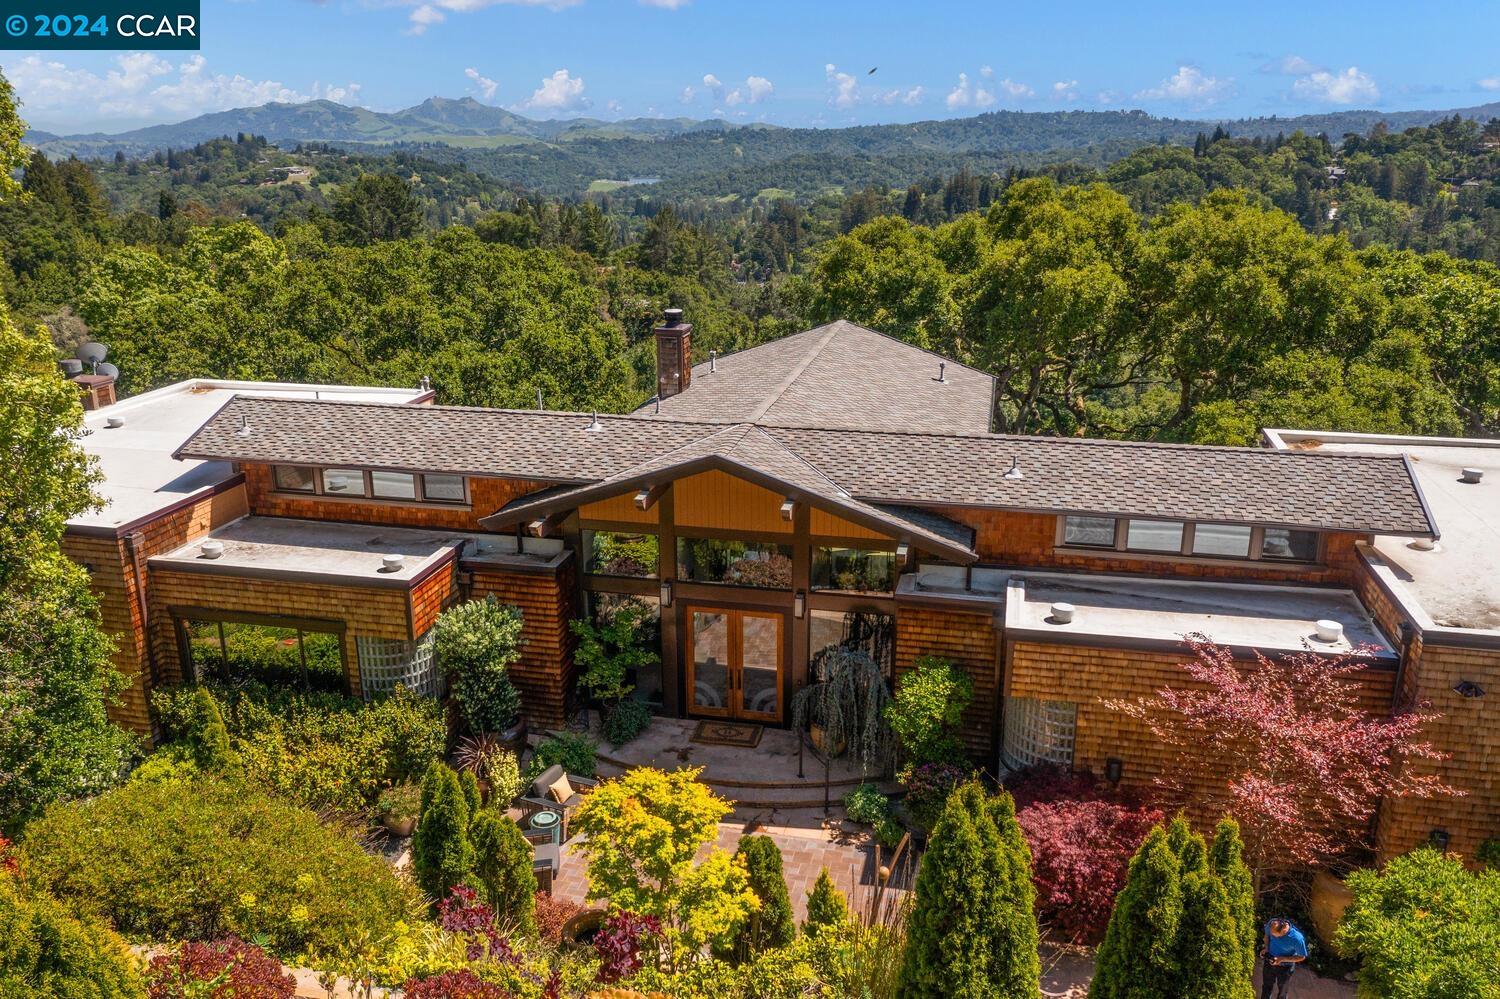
<box><xmin>811</xmin><ymin>546</ymin><xmax>897</xmax><ymax>593</ymax></box>
<box><xmin>1262</xmin><ymin>528</ymin><xmax>1319</xmax><ymax>561</ymax></box>
<box><xmin>1126</xmin><ymin>519</ymin><xmax>1184</xmax><ymax>553</ymax></box>
<box><xmin>180</xmin><ymin>617</ymin><xmax>344</xmax><ymax>692</ymax></box>
<box><xmin>273</xmin><ymin>465</ymin><xmax>316</xmax><ymax>492</ymax></box>
<box><xmin>321</xmin><ymin>468</ymin><xmax>367</xmax><ymax>496</ymax></box>
<box><xmin>1192</xmin><ymin>523</ymin><xmax>1252</xmax><ymax>558</ymax></box>
<box><xmin>421</xmin><ymin>474</ymin><xmax>466</xmax><ymax>503</ymax></box>
<box><xmin>676</xmin><ymin>537</ymin><xmax>793</xmax><ymax>588</ymax></box>
<box><xmin>810</xmin><ymin>609</ymin><xmax>895</xmax><ymax>681</ymax></box>
<box><xmin>584</xmin><ymin>530</ymin><xmax>659</xmax><ymax>578</ymax></box>
<box><xmin>1063</xmin><ymin>515</ymin><xmax>1117</xmax><ymax>548</ymax></box>
<box><xmin>371</xmin><ymin>470</ymin><xmax>417</xmax><ymax>500</ymax></box>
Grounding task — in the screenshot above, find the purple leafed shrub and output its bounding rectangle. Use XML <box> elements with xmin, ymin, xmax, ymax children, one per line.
<box><xmin>145</xmin><ymin>937</ymin><xmax>295</xmax><ymax>999</ymax></box>
<box><xmin>438</xmin><ymin>886</ymin><xmax>516</xmax><ymax>962</ymax></box>
<box><xmin>594</xmin><ymin>910</ymin><xmax>663</xmax><ymax>983</ymax></box>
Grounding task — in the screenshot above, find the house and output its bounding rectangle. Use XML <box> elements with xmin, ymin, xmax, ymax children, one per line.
<box><xmin>62</xmin><ymin>314</ymin><xmax>1499</xmax><ymax>861</ymax></box>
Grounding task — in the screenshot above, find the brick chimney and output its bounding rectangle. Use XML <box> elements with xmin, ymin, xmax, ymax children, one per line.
<box><xmin>72</xmin><ymin>373</ymin><xmax>117</xmax><ymax>411</ymax></box>
<box><xmin>654</xmin><ymin>308</ymin><xmax>693</xmax><ymax>400</ymax></box>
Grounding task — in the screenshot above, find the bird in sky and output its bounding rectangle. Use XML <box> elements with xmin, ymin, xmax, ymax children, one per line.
<box><xmin>868</xmin><ymin>67</ymin><xmax>878</xmax><ymax>75</ymax></box>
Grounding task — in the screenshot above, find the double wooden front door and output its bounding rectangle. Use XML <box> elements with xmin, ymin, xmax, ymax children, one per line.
<box><xmin>685</xmin><ymin>605</ymin><xmax>784</xmax><ymax>723</ymax></box>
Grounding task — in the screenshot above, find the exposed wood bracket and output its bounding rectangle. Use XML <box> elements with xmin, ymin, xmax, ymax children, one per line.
<box><xmin>780</xmin><ymin>498</ymin><xmax>797</xmax><ymax>521</ymax></box>
<box><xmin>527</xmin><ymin>511</ymin><xmax>568</xmax><ymax>537</ymax></box>
<box><xmin>896</xmin><ymin>542</ymin><xmax>910</xmax><ymax>566</ymax></box>
<box><xmin>634</xmin><ymin>482</ymin><xmax>670</xmax><ymax>511</ymax></box>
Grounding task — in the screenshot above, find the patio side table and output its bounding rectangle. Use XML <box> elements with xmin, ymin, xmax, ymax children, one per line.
<box><xmin>528</xmin><ymin>808</ymin><xmax>562</xmax><ymax>846</ymax></box>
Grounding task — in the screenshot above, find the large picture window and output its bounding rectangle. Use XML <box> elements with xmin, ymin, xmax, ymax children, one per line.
<box><xmin>676</xmin><ymin>537</ymin><xmax>793</xmax><ymax>588</ymax></box>
<box><xmin>180</xmin><ymin>616</ymin><xmax>344</xmax><ymax>692</ymax></box>
<box><xmin>811</xmin><ymin>546</ymin><xmax>897</xmax><ymax>594</ymax></box>
<box><xmin>1058</xmin><ymin>515</ymin><xmax>1320</xmax><ymax>564</ymax></box>
<box><xmin>583</xmin><ymin>530</ymin><xmax>659</xmax><ymax>578</ymax></box>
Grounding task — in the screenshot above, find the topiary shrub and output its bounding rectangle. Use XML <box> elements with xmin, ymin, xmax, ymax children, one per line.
<box><xmin>842</xmin><ymin>784</ymin><xmax>890</xmax><ymax>825</ymax></box>
<box><xmin>885</xmin><ymin>655</ymin><xmax>972</xmax><ymax>766</ymax></box>
<box><xmin>529</xmin><ymin>732</ymin><xmax>599</xmax><ymax>779</ymax></box>
<box><xmin>0</xmin><ymin>837</ymin><xmax>145</xmax><ymax>998</ymax></box>
<box><xmin>17</xmin><ymin>778</ymin><xmax>420</xmax><ymax>960</ymax></box>
<box><xmin>604</xmin><ymin>698</ymin><xmax>653</xmax><ymax>748</ymax></box>
<box><xmin>189</xmin><ymin>687</ymin><xmax>233</xmax><ymax>773</ymax></box>
<box><xmin>432</xmin><ymin>597</ymin><xmax>524</xmax><ymax>734</ymax></box>
<box><xmin>412</xmin><ymin>763</ymin><xmax>474</xmax><ymax>903</ymax></box>
<box><xmin>716</xmin><ymin>835</ymin><xmax>795</xmax><ymax>963</ymax></box>
<box><xmin>802</xmin><ymin>869</ymin><xmax>849</xmax><ymax>937</ymax></box>
<box><xmin>145</xmin><ymin>937</ymin><xmax>295</xmax><ymax>998</ymax></box>
<box><xmin>470</xmin><ymin>811</ymin><xmax>536</xmax><ymax>933</ymax></box>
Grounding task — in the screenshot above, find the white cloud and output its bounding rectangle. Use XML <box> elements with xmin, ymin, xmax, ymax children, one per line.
<box><xmin>1479</xmin><ymin>76</ymin><xmax>1500</xmax><ymax>91</ymax></box>
<box><xmin>825</xmin><ymin>63</ymin><xmax>859</xmax><ymax>109</ymax></box>
<box><xmin>606</xmin><ymin>98</ymin><xmax>623</xmax><ymax>113</ymax></box>
<box><xmin>9</xmin><ymin>53</ymin><xmax>362</xmax><ymax>125</ymax></box>
<box><xmin>678</xmin><ymin>85</ymin><xmax>696</xmax><ymax>103</ymax></box>
<box><xmin>946</xmin><ymin>71</ymin><xmax>995</xmax><ymax>110</ymax></box>
<box><xmin>702</xmin><ymin>73</ymin><xmax>724</xmax><ymax>100</ymax></box>
<box><xmin>1134</xmin><ymin>65</ymin><xmax>1234</xmax><ymax>105</ymax></box>
<box><xmin>1260</xmin><ymin>54</ymin><xmax>1323</xmax><ymax>76</ymax></box>
<box><xmin>873</xmin><ymin>86</ymin><xmax>925</xmax><ymax>106</ymax></box>
<box><xmin>464</xmin><ymin>67</ymin><xmax>498</xmax><ymax>100</ymax></box>
<box><xmin>401</xmin><ymin>0</ymin><xmax>580</xmax><ymax>35</ymax></box>
<box><xmin>1051</xmin><ymin>79</ymin><xmax>1079</xmax><ymax>101</ymax></box>
<box><xmin>1291</xmin><ymin>66</ymin><xmax>1378</xmax><ymax>104</ymax></box>
<box><xmin>725</xmin><ymin>75</ymin><xmax>773</xmax><ymax>106</ymax></box>
<box><xmin>519</xmin><ymin>68</ymin><xmax>590</xmax><ymax>112</ymax></box>
<box><xmin>998</xmin><ymin>78</ymin><xmax>1034</xmax><ymax>99</ymax></box>
<box><xmin>639</xmin><ymin>0</ymin><xmax>689</xmax><ymax>6</ymax></box>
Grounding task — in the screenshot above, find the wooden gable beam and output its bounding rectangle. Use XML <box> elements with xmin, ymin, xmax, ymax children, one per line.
<box><xmin>634</xmin><ymin>482</ymin><xmax>670</xmax><ymax>511</ymax></box>
<box><xmin>526</xmin><ymin>510</ymin><xmax>568</xmax><ymax>537</ymax></box>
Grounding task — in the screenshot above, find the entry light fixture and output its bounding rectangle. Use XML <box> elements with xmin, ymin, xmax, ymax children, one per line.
<box><xmin>659</xmin><ymin>579</ymin><xmax>673</xmax><ymax>608</ymax></box>
<box><xmin>1454</xmin><ymin>680</ymin><xmax>1486</xmax><ymax>698</ymax></box>
<box><xmin>1104</xmin><ymin>757</ymin><xmax>1124</xmax><ymax>783</ymax></box>
<box><xmin>1430</xmin><ymin>828</ymin><xmax>1451</xmax><ymax>851</ymax></box>
<box><xmin>794</xmin><ymin>590</ymin><xmax>806</xmax><ymax>619</ymax></box>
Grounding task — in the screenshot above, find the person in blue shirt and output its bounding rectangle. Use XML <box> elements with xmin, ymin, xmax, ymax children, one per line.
<box><xmin>1259</xmin><ymin>917</ymin><xmax>1308</xmax><ymax>998</ymax></box>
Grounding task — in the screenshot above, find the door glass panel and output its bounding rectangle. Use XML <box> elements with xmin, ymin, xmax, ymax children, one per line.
<box><xmin>739</xmin><ymin>614</ymin><xmax>780</xmax><ymax>718</ymax></box>
<box><xmin>690</xmin><ymin>610</ymin><xmax>730</xmax><ymax>713</ymax></box>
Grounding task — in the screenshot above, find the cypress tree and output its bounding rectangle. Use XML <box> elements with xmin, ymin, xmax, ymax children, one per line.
<box><xmin>803</xmin><ymin>868</ymin><xmax>849</xmax><ymax>936</ymax></box>
<box><xmin>899</xmin><ymin>781</ymin><xmax>1041</xmax><ymax>998</ymax></box>
<box><xmin>190</xmin><ymin>687</ymin><xmax>232</xmax><ymax>773</ymax></box>
<box><xmin>460</xmin><ymin>769</ymin><xmax>482</xmax><ymax>819</ymax></box>
<box><xmin>1091</xmin><ymin>826</ymin><xmax>1185</xmax><ymax>999</ymax></box>
<box><xmin>412</xmin><ymin>762</ymin><xmax>474</xmax><ymax>901</ymax></box>
<box><xmin>1177</xmin><ymin>866</ymin><xmax>1246</xmax><ymax>999</ymax></box>
<box><xmin>470</xmin><ymin>811</ymin><xmax>537</xmax><ymax>933</ymax></box>
<box><xmin>1208</xmin><ymin>818</ymin><xmax>1257</xmax><ymax>992</ymax></box>
<box><xmin>718</xmin><ymin>835</ymin><xmax>795</xmax><ymax>962</ymax></box>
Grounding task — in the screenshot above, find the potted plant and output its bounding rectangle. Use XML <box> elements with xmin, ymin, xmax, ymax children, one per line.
<box><xmin>570</xmin><ymin>602</ymin><xmax>659</xmax><ymax>747</ymax></box>
<box><xmin>432</xmin><ymin>596</ymin><xmax>528</xmax><ymax>752</ymax></box>
<box><xmin>792</xmin><ymin>647</ymin><xmax>892</xmax><ymax>772</ymax></box>
<box><xmin>454</xmin><ymin>733</ymin><xmax>525</xmax><ymax>806</ymax></box>
<box><xmin>376</xmin><ymin>782</ymin><xmax>421</xmax><ymax>837</ymax></box>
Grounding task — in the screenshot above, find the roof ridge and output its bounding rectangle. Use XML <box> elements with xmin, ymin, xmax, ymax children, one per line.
<box><xmin>220</xmin><ymin>394</ymin><xmax>735</xmax><ymax>432</ymax></box>
<box><xmin>734</xmin><ymin>426</ymin><xmax>851</xmax><ymax>498</ymax></box>
<box><xmin>599</xmin><ymin>422</ymin><xmax>752</xmax><ymax>483</ymax></box>
<box><xmin>741</xmin><ymin>324</ymin><xmax>843</xmax><ymax>424</ymax></box>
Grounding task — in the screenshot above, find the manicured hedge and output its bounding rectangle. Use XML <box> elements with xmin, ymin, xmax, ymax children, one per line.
<box><xmin>20</xmin><ymin>777</ymin><xmax>422</xmax><ymax>960</ymax></box>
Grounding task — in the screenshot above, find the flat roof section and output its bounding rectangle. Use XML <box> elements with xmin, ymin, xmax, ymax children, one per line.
<box><xmin>72</xmin><ymin>379</ymin><xmax>428</xmax><ymax>532</ymax></box>
<box><xmin>1265</xmin><ymin>430</ymin><xmax>1500</xmax><ymax>632</ymax></box>
<box><xmin>150</xmin><ymin>516</ymin><xmax>565</xmax><ymax>587</ymax></box>
<box><xmin>1005</xmin><ymin>572</ymin><xmax>1396</xmax><ymax>660</ymax></box>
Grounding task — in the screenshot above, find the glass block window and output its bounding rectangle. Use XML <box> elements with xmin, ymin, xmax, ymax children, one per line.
<box><xmin>1001</xmin><ymin>697</ymin><xmax>1078</xmax><ymax>771</ymax></box>
<box><xmin>357</xmin><ymin>630</ymin><xmax>442</xmax><ymax>700</ymax></box>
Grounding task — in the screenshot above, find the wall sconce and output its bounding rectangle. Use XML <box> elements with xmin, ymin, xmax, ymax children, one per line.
<box><xmin>1430</xmin><ymin>828</ymin><xmax>1451</xmax><ymax>851</ymax></box>
<box><xmin>659</xmin><ymin>579</ymin><xmax>673</xmax><ymax>608</ymax></box>
<box><xmin>1104</xmin><ymin>758</ymin><xmax>1124</xmax><ymax>783</ymax></box>
<box><xmin>1454</xmin><ymin>680</ymin><xmax>1486</xmax><ymax>698</ymax></box>
<box><xmin>794</xmin><ymin>590</ymin><xmax>806</xmax><ymax>619</ymax></box>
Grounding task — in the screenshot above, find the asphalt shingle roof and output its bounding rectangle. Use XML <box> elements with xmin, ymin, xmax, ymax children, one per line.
<box><xmin>633</xmin><ymin>320</ymin><xmax>996</xmax><ymax>435</ymax></box>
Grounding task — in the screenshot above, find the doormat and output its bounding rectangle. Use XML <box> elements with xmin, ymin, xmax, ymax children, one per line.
<box><xmin>691</xmin><ymin>720</ymin><xmax>764</xmax><ymax>749</ymax></box>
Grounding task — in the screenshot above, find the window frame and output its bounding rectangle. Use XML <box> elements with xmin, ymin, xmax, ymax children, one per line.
<box><xmin>1054</xmin><ymin>515</ymin><xmax>1322</xmax><ymax>564</ymax></box>
<box><xmin>674</xmin><ymin>534</ymin><xmax>796</xmax><ymax>590</ymax></box>
<box><xmin>267</xmin><ymin>465</ymin><xmax>471</xmax><ymax>507</ymax></box>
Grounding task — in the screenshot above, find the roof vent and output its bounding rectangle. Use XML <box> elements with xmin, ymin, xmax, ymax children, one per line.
<box><xmin>1460</xmin><ymin>467</ymin><xmax>1484</xmax><ymax>484</ymax></box>
<box><xmin>419</xmin><ymin>375</ymin><xmax>432</xmax><ymax>392</ymax></box>
<box><xmin>199</xmin><ymin>540</ymin><xmax>224</xmax><ymax>560</ymax></box>
<box><xmin>381</xmin><ymin>553</ymin><xmax>406</xmax><ymax>573</ymax></box>
<box><xmin>1313</xmin><ymin>619</ymin><xmax>1344</xmax><ymax>644</ymax></box>
<box><xmin>934</xmin><ymin>361</ymin><xmax>947</xmax><ymax>383</ymax></box>
<box><xmin>1048</xmin><ymin>602</ymin><xmax>1075</xmax><ymax>625</ymax></box>
<box><xmin>536</xmin><ymin>387</ymin><xmax>544</xmax><ymax>409</ymax></box>
<box><xmin>709</xmin><ymin>349</ymin><xmax>717</xmax><ymax>373</ymax></box>
<box><xmin>105</xmin><ymin>416</ymin><xmax>126</xmax><ymax>429</ymax></box>
<box><xmin>1003</xmin><ymin>457</ymin><xmax>1024</xmax><ymax>480</ymax></box>
<box><xmin>59</xmin><ymin>358</ymin><xmax>83</xmax><ymax>377</ymax></box>
<box><xmin>235</xmin><ymin>414</ymin><xmax>251</xmax><ymax>438</ymax></box>
<box><xmin>1411</xmin><ymin>537</ymin><xmax>1436</xmax><ymax>551</ymax></box>
<box><xmin>587</xmin><ymin>411</ymin><xmax>602</xmax><ymax>432</ymax></box>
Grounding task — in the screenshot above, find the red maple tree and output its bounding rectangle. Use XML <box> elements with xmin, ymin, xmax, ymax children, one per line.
<box><xmin>1110</xmin><ymin>634</ymin><xmax>1461</xmax><ymax>890</ymax></box>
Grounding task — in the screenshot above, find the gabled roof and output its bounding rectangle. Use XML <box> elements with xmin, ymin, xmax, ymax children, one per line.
<box><xmin>478</xmin><ymin>422</ymin><xmax>980</xmax><ymax>563</ymax></box>
<box><xmin>633</xmin><ymin>320</ymin><xmax>996</xmax><ymax>435</ymax></box>
<box><xmin>176</xmin><ymin>395</ymin><xmax>1438</xmax><ymax>539</ymax></box>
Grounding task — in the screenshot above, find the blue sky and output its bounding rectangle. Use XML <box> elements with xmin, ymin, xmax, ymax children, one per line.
<box><xmin>6</xmin><ymin>0</ymin><xmax>1500</xmax><ymax>133</ymax></box>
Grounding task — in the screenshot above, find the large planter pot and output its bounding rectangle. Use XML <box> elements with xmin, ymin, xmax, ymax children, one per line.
<box><xmin>497</xmin><ymin>716</ymin><xmax>528</xmax><ymax>754</ymax></box>
<box><xmin>560</xmin><ymin>907</ymin><xmax>607</xmax><ymax>947</ymax></box>
<box><xmin>381</xmin><ymin>814</ymin><xmax>416</xmax><ymax>838</ymax></box>
<box><xmin>810</xmin><ymin>723</ymin><xmax>846</xmax><ymax>758</ymax></box>
<box><xmin>1309</xmin><ymin>869</ymin><xmax>1355</xmax><ymax>952</ymax></box>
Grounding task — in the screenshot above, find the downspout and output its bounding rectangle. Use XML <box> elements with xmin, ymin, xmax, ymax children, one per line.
<box><xmin>125</xmin><ymin>531</ymin><xmax>161</xmax><ymax>739</ymax></box>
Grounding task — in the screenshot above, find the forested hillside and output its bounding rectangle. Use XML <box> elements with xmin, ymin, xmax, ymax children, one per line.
<box><xmin>6</xmin><ymin>103</ymin><xmax>1498</xmax><ymax>446</ymax></box>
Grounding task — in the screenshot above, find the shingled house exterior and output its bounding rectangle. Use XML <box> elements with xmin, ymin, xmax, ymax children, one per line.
<box><xmin>63</xmin><ymin>314</ymin><xmax>1499</xmax><ymax>862</ymax></box>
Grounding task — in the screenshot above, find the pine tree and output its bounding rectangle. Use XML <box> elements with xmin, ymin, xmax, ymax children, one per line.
<box><xmin>718</xmin><ymin>835</ymin><xmax>795</xmax><ymax>961</ymax></box>
<box><xmin>899</xmin><ymin>781</ymin><xmax>1041</xmax><ymax>998</ymax></box>
<box><xmin>412</xmin><ymin>762</ymin><xmax>474</xmax><ymax>902</ymax></box>
<box><xmin>1209</xmin><ymin>818</ymin><xmax>1257</xmax><ymax>992</ymax></box>
<box><xmin>1091</xmin><ymin>826</ymin><xmax>1184</xmax><ymax>999</ymax></box>
<box><xmin>470</xmin><ymin>811</ymin><xmax>537</xmax><ymax>933</ymax></box>
<box><xmin>190</xmin><ymin>687</ymin><xmax>232</xmax><ymax>773</ymax></box>
<box><xmin>803</xmin><ymin>868</ymin><xmax>849</xmax><ymax>936</ymax></box>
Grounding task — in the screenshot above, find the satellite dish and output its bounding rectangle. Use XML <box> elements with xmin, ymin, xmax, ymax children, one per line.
<box><xmin>77</xmin><ymin>342</ymin><xmax>108</xmax><ymax>365</ymax></box>
<box><xmin>96</xmin><ymin>362</ymin><xmax>120</xmax><ymax>379</ymax></box>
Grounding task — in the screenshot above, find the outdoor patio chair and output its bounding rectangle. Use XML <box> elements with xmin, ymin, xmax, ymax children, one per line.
<box><xmin>532</xmin><ymin>842</ymin><xmax>559</xmax><ymax>895</ymax></box>
<box><xmin>518</xmin><ymin>764</ymin><xmax>598</xmax><ymax>841</ymax></box>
